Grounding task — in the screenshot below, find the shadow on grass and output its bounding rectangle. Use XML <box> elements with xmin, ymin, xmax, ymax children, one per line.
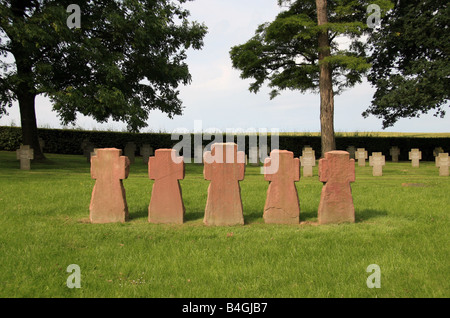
<box><xmin>185</xmin><ymin>211</ymin><xmax>204</xmax><ymax>222</ymax></box>
<box><xmin>129</xmin><ymin>208</ymin><xmax>148</xmax><ymax>221</ymax></box>
<box><xmin>129</xmin><ymin>208</ymin><xmax>205</xmax><ymax>222</ymax></box>
<box><xmin>244</xmin><ymin>211</ymin><xmax>263</xmax><ymax>224</ymax></box>
<box><xmin>129</xmin><ymin>207</ymin><xmax>387</xmax><ymax>225</ymax></box>
<box><xmin>355</xmin><ymin>209</ymin><xmax>388</xmax><ymax>222</ymax></box>
<box><xmin>300</xmin><ymin>210</ymin><xmax>318</xmax><ymax>222</ymax></box>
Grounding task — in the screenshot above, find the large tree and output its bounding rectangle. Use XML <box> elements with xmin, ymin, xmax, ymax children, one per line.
<box><xmin>0</xmin><ymin>0</ymin><xmax>207</xmax><ymax>160</ymax></box>
<box><xmin>363</xmin><ymin>0</ymin><xmax>449</xmax><ymax>128</ymax></box>
<box><xmin>230</xmin><ymin>0</ymin><xmax>392</xmax><ymax>156</ymax></box>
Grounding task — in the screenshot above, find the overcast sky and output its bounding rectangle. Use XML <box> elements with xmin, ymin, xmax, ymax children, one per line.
<box><xmin>0</xmin><ymin>0</ymin><xmax>448</xmax><ymax>133</ymax></box>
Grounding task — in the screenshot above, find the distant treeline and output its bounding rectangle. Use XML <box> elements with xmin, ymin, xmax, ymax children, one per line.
<box><xmin>1</xmin><ymin>126</ymin><xmax>449</xmax><ymax>161</ymax></box>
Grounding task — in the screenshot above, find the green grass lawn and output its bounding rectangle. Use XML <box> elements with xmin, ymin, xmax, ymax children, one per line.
<box><xmin>0</xmin><ymin>150</ymin><xmax>448</xmax><ymax>298</ymax></box>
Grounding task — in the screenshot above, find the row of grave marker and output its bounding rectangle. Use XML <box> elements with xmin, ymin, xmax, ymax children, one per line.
<box><xmin>17</xmin><ymin>143</ymin><xmax>449</xmax><ymax>177</ymax></box>
<box><xmin>89</xmin><ymin>145</ymin><xmax>356</xmax><ymax>225</ymax></box>
<box><xmin>81</xmin><ymin>141</ymin><xmax>447</xmax><ymax>165</ymax></box>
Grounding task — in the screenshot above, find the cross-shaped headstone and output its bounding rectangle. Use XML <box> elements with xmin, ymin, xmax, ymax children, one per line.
<box><xmin>433</xmin><ymin>147</ymin><xmax>444</xmax><ymax>158</ymax></box>
<box><xmin>355</xmin><ymin>148</ymin><xmax>368</xmax><ymax>167</ymax></box>
<box><xmin>433</xmin><ymin>147</ymin><xmax>444</xmax><ymax>167</ymax></box>
<box><xmin>369</xmin><ymin>152</ymin><xmax>386</xmax><ymax>176</ymax></box>
<box><xmin>91</xmin><ymin>148</ymin><xmax>98</xmax><ymax>159</ymax></box>
<box><xmin>89</xmin><ymin>148</ymin><xmax>130</xmax><ymax>223</ymax></box>
<box><xmin>16</xmin><ymin>145</ymin><xmax>34</xmax><ymax>170</ymax></box>
<box><xmin>249</xmin><ymin>146</ymin><xmax>260</xmax><ymax>166</ymax></box>
<box><xmin>318</xmin><ymin>151</ymin><xmax>355</xmax><ymax>224</ymax></box>
<box><xmin>390</xmin><ymin>146</ymin><xmax>400</xmax><ymax>162</ymax></box>
<box><xmin>203</xmin><ymin>143</ymin><xmax>245</xmax><ymax>226</ymax></box>
<box><xmin>194</xmin><ymin>144</ymin><xmax>205</xmax><ymax>165</ymax></box>
<box><xmin>81</xmin><ymin>139</ymin><xmax>95</xmax><ymax>163</ymax></box>
<box><xmin>300</xmin><ymin>147</ymin><xmax>316</xmax><ymax>177</ymax></box>
<box><xmin>140</xmin><ymin>144</ymin><xmax>154</xmax><ymax>164</ymax></box>
<box><xmin>38</xmin><ymin>137</ymin><xmax>45</xmax><ymax>153</ymax></box>
<box><xmin>409</xmin><ymin>148</ymin><xmax>422</xmax><ymax>167</ymax></box>
<box><xmin>148</xmin><ymin>149</ymin><xmax>185</xmax><ymax>224</ymax></box>
<box><xmin>346</xmin><ymin>146</ymin><xmax>356</xmax><ymax>159</ymax></box>
<box><xmin>263</xmin><ymin>150</ymin><xmax>300</xmax><ymax>224</ymax></box>
<box><xmin>436</xmin><ymin>152</ymin><xmax>449</xmax><ymax>176</ymax></box>
<box><xmin>124</xmin><ymin>142</ymin><xmax>136</xmax><ymax>164</ymax></box>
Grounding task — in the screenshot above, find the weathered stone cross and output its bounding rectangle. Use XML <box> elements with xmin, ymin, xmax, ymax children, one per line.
<box><xmin>409</xmin><ymin>148</ymin><xmax>422</xmax><ymax>167</ymax></box>
<box><xmin>300</xmin><ymin>147</ymin><xmax>316</xmax><ymax>177</ymax></box>
<box><xmin>263</xmin><ymin>150</ymin><xmax>300</xmax><ymax>224</ymax></box>
<box><xmin>203</xmin><ymin>143</ymin><xmax>245</xmax><ymax>226</ymax></box>
<box><xmin>318</xmin><ymin>151</ymin><xmax>355</xmax><ymax>224</ymax></box>
<box><xmin>16</xmin><ymin>145</ymin><xmax>34</xmax><ymax>170</ymax></box>
<box><xmin>355</xmin><ymin>148</ymin><xmax>368</xmax><ymax>167</ymax></box>
<box><xmin>140</xmin><ymin>144</ymin><xmax>154</xmax><ymax>164</ymax></box>
<box><xmin>89</xmin><ymin>148</ymin><xmax>130</xmax><ymax>223</ymax></box>
<box><xmin>436</xmin><ymin>152</ymin><xmax>449</xmax><ymax>176</ymax></box>
<box><xmin>148</xmin><ymin>149</ymin><xmax>185</xmax><ymax>224</ymax></box>
<box><xmin>124</xmin><ymin>142</ymin><xmax>136</xmax><ymax>164</ymax></box>
<box><xmin>390</xmin><ymin>146</ymin><xmax>400</xmax><ymax>162</ymax></box>
<box><xmin>369</xmin><ymin>152</ymin><xmax>386</xmax><ymax>176</ymax></box>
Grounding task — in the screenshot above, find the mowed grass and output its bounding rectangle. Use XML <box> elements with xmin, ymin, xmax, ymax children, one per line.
<box><xmin>0</xmin><ymin>150</ymin><xmax>448</xmax><ymax>298</ymax></box>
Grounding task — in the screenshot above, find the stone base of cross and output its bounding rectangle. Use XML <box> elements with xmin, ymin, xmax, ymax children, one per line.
<box><xmin>16</xmin><ymin>145</ymin><xmax>34</xmax><ymax>170</ymax></box>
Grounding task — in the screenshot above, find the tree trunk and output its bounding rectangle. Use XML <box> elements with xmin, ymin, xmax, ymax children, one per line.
<box><xmin>11</xmin><ymin>0</ymin><xmax>46</xmax><ymax>161</ymax></box>
<box><xmin>15</xmin><ymin>58</ymin><xmax>45</xmax><ymax>161</ymax></box>
<box><xmin>18</xmin><ymin>91</ymin><xmax>45</xmax><ymax>161</ymax></box>
<box><xmin>316</xmin><ymin>0</ymin><xmax>336</xmax><ymax>157</ymax></box>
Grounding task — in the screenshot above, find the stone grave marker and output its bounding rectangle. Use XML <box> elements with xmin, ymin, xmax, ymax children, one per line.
<box><xmin>16</xmin><ymin>145</ymin><xmax>34</xmax><ymax>170</ymax></box>
<box><xmin>203</xmin><ymin>143</ymin><xmax>245</xmax><ymax>226</ymax></box>
<box><xmin>81</xmin><ymin>139</ymin><xmax>95</xmax><ymax>163</ymax></box>
<box><xmin>433</xmin><ymin>147</ymin><xmax>444</xmax><ymax>167</ymax></box>
<box><xmin>249</xmin><ymin>146</ymin><xmax>260</xmax><ymax>166</ymax></box>
<box><xmin>369</xmin><ymin>152</ymin><xmax>386</xmax><ymax>176</ymax></box>
<box><xmin>89</xmin><ymin>148</ymin><xmax>130</xmax><ymax>223</ymax></box>
<box><xmin>148</xmin><ymin>149</ymin><xmax>185</xmax><ymax>224</ymax></box>
<box><xmin>318</xmin><ymin>151</ymin><xmax>355</xmax><ymax>224</ymax></box>
<box><xmin>409</xmin><ymin>149</ymin><xmax>422</xmax><ymax>167</ymax></box>
<box><xmin>91</xmin><ymin>148</ymin><xmax>99</xmax><ymax>159</ymax></box>
<box><xmin>140</xmin><ymin>144</ymin><xmax>154</xmax><ymax>164</ymax></box>
<box><xmin>300</xmin><ymin>147</ymin><xmax>316</xmax><ymax>177</ymax></box>
<box><xmin>355</xmin><ymin>148</ymin><xmax>368</xmax><ymax>167</ymax></box>
<box><xmin>390</xmin><ymin>146</ymin><xmax>400</xmax><ymax>162</ymax></box>
<box><xmin>124</xmin><ymin>142</ymin><xmax>136</xmax><ymax>164</ymax></box>
<box><xmin>38</xmin><ymin>137</ymin><xmax>45</xmax><ymax>153</ymax></box>
<box><xmin>194</xmin><ymin>144</ymin><xmax>205</xmax><ymax>165</ymax></box>
<box><xmin>433</xmin><ymin>147</ymin><xmax>444</xmax><ymax>158</ymax></box>
<box><xmin>346</xmin><ymin>146</ymin><xmax>356</xmax><ymax>159</ymax></box>
<box><xmin>436</xmin><ymin>152</ymin><xmax>449</xmax><ymax>176</ymax></box>
<box><xmin>263</xmin><ymin>150</ymin><xmax>300</xmax><ymax>224</ymax></box>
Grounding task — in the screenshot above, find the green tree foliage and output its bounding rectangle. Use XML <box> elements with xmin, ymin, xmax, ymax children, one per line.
<box><xmin>230</xmin><ymin>0</ymin><xmax>392</xmax><ymax>155</ymax></box>
<box><xmin>0</xmin><ymin>0</ymin><xmax>207</xmax><ymax>159</ymax></box>
<box><xmin>364</xmin><ymin>0</ymin><xmax>449</xmax><ymax>128</ymax></box>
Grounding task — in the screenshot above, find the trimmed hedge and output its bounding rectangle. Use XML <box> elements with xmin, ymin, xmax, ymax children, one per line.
<box><xmin>1</xmin><ymin>126</ymin><xmax>449</xmax><ymax>161</ymax></box>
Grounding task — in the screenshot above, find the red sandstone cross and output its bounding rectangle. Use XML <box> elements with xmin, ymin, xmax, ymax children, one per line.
<box><xmin>203</xmin><ymin>143</ymin><xmax>245</xmax><ymax>226</ymax></box>
<box><xmin>90</xmin><ymin>148</ymin><xmax>130</xmax><ymax>223</ymax></box>
<box><xmin>263</xmin><ymin>150</ymin><xmax>300</xmax><ymax>224</ymax></box>
<box><xmin>148</xmin><ymin>149</ymin><xmax>185</xmax><ymax>224</ymax></box>
<box><xmin>318</xmin><ymin>150</ymin><xmax>355</xmax><ymax>224</ymax></box>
